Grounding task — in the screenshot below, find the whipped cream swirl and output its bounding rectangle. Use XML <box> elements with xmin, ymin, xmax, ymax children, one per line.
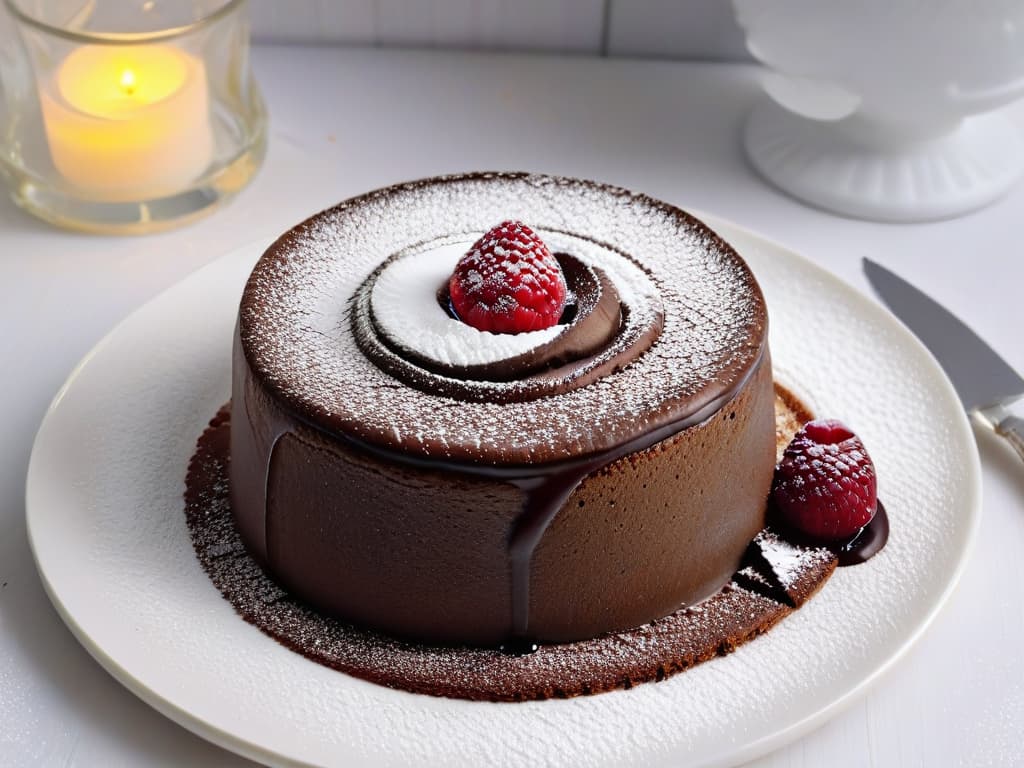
<box><xmin>357</xmin><ymin>230</ymin><xmax>664</xmax><ymax>402</ymax></box>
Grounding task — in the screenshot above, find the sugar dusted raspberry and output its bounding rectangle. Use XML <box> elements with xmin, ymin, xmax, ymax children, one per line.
<box><xmin>771</xmin><ymin>419</ymin><xmax>877</xmax><ymax>541</ymax></box>
<box><xmin>448</xmin><ymin>221</ymin><xmax>567</xmax><ymax>334</ymax></box>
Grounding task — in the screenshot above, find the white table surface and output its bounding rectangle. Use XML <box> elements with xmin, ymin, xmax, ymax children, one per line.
<box><xmin>2</xmin><ymin>45</ymin><xmax>1022</xmax><ymax>768</ymax></box>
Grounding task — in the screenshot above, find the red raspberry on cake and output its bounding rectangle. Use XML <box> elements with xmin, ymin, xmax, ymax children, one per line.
<box><xmin>771</xmin><ymin>419</ymin><xmax>877</xmax><ymax>541</ymax></box>
<box><xmin>449</xmin><ymin>220</ymin><xmax>567</xmax><ymax>334</ymax></box>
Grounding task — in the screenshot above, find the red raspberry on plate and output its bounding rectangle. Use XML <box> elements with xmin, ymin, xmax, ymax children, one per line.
<box><xmin>771</xmin><ymin>419</ymin><xmax>877</xmax><ymax>541</ymax></box>
<box><xmin>449</xmin><ymin>220</ymin><xmax>567</xmax><ymax>334</ymax></box>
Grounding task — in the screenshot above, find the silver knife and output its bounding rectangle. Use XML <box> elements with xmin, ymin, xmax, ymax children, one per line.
<box><xmin>863</xmin><ymin>258</ymin><xmax>1024</xmax><ymax>462</ymax></box>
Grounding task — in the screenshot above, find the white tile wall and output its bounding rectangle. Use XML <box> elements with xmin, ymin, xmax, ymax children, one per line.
<box><xmin>606</xmin><ymin>0</ymin><xmax>751</xmax><ymax>61</ymax></box>
<box><xmin>248</xmin><ymin>0</ymin><xmax>750</xmax><ymax>60</ymax></box>
<box><xmin>372</xmin><ymin>0</ymin><xmax>606</xmax><ymax>53</ymax></box>
<box><xmin>249</xmin><ymin>0</ymin><xmax>376</xmax><ymax>44</ymax></box>
<box><xmin>249</xmin><ymin>0</ymin><xmax>605</xmax><ymax>52</ymax></box>
<box><xmin>0</xmin><ymin>0</ymin><xmax>749</xmax><ymax>59</ymax></box>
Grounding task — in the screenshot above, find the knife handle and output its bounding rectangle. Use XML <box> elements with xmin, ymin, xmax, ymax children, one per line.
<box><xmin>996</xmin><ymin>415</ymin><xmax>1024</xmax><ymax>463</ymax></box>
<box><xmin>976</xmin><ymin>401</ymin><xmax>1024</xmax><ymax>463</ymax></box>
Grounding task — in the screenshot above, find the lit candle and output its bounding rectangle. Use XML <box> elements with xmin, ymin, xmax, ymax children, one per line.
<box><xmin>40</xmin><ymin>44</ymin><xmax>214</xmax><ymax>201</ymax></box>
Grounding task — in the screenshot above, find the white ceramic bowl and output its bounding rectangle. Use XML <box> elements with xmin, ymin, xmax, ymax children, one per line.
<box><xmin>733</xmin><ymin>1</ymin><xmax>1024</xmax><ymax>221</ymax></box>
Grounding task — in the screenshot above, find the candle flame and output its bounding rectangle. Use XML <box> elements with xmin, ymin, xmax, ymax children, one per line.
<box><xmin>119</xmin><ymin>68</ymin><xmax>137</xmax><ymax>96</ymax></box>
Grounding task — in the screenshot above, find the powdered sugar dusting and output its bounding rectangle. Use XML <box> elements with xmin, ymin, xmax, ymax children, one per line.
<box><xmin>185</xmin><ymin>403</ymin><xmax>836</xmax><ymax>702</ymax></box>
<box><xmin>240</xmin><ymin>174</ymin><xmax>765</xmax><ymax>464</ymax></box>
<box><xmin>754</xmin><ymin>529</ymin><xmax>833</xmax><ymax>589</ymax></box>
<box><xmin>371</xmin><ymin>241</ymin><xmax>563</xmax><ymax>366</ymax></box>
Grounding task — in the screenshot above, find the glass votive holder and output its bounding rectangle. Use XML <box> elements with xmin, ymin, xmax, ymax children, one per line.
<box><xmin>0</xmin><ymin>0</ymin><xmax>266</xmax><ymax>234</ymax></box>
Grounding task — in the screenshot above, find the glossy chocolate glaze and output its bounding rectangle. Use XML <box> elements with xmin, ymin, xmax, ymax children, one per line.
<box><xmin>835</xmin><ymin>501</ymin><xmax>889</xmax><ymax>566</ymax></box>
<box><xmin>501</xmin><ymin>352</ymin><xmax>769</xmax><ymax>639</ymax></box>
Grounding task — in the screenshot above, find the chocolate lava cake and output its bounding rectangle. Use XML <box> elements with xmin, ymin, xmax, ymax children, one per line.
<box><xmin>228</xmin><ymin>172</ymin><xmax>777</xmax><ymax>648</ymax></box>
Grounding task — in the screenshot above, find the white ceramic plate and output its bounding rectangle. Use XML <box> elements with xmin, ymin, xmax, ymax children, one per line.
<box><xmin>26</xmin><ymin>218</ymin><xmax>981</xmax><ymax>768</ymax></box>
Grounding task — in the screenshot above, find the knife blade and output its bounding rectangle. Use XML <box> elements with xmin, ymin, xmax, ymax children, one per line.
<box><xmin>863</xmin><ymin>258</ymin><xmax>1024</xmax><ymax>462</ymax></box>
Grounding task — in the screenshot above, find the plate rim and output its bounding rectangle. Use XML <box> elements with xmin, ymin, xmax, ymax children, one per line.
<box><xmin>698</xmin><ymin>211</ymin><xmax>984</xmax><ymax>765</ymax></box>
<box><xmin>25</xmin><ymin>216</ymin><xmax>983</xmax><ymax>768</ymax></box>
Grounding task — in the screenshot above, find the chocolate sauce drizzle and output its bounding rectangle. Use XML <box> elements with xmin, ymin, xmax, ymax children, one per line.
<box><xmin>242</xmin><ymin>342</ymin><xmax>889</xmax><ymax>650</ymax></box>
<box><xmin>242</xmin><ymin>343</ymin><xmax>771</xmax><ymax>646</ymax></box>
<box><xmin>766</xmin><ymin>501</ymin><xmax>890</xmax><ymax>569</ymax></box>
<box><xmin>835</xmin><ymin>501</ymin><xmax>889</xmax><ymax>566</ymax></box>
<box><xmin>187</xmin><ymin>406</ymin><xmax>843</xmax><ymax>700</ymax></box>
